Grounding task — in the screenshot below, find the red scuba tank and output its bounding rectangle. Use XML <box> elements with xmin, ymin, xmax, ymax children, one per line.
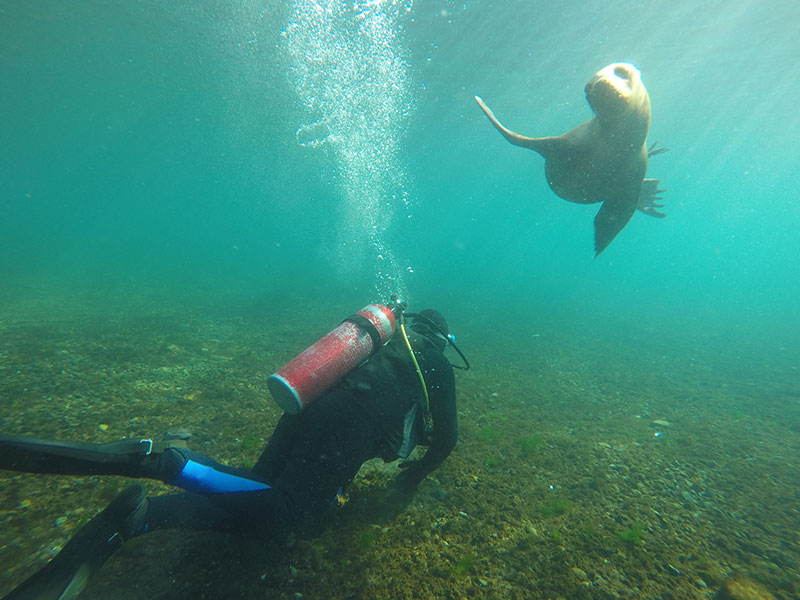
<box><xmin>267</xmin><ymin>304</ymin><xmax>396</xmax><ymax>414</ymax></box>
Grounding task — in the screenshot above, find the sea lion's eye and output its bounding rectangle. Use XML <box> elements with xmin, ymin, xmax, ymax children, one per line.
<box><xmin>614</xmin><ymin>65</ymin><xmax>629</xmax><ymax>79</ymax></box>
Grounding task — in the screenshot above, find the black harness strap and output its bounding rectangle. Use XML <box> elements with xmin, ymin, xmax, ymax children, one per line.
<box><xmin>344</xmin><ymin>313</ymin><xmax>384</xmax><ymax>353</ymax></box>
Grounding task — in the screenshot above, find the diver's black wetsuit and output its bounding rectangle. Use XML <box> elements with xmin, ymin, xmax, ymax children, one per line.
<box><xmin>0</xmin><ymin>322</ymin><xmax>456</xmax><ymax>565</ymax></box>
<box><xmin>1</xmin><ymin>318</ymin><xmax>457</xmax><ymax>599</ymax></box>
<box><xmin>141</xmin><ymin>327</ymin><xmax>457</xmax><ymax>538</ymax></box>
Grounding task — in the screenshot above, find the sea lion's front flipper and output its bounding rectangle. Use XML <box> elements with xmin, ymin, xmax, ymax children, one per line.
<box><xmin>647</xmin><ymin>142</ymin><xmax>669</xmax><ymax>158</ymax></box>
<box><xmin>474</xmin><ymin>96</ymin><xmax>558</xmax><ymax>156</ymax></box>
<box><xmin>593</xmin><ymin>196</ymin><xmax>638</xmax><ymax>256</ymax></box>
<box><xmin>637</xmin><ymin>178</ymin><xmax>667</xmax><ymax>218</ymax></box>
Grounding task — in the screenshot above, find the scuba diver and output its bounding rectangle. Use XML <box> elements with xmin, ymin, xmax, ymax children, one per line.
<box><xmin>0</xmin><ymin>303</ymin><xmax>469</xmax><ymax>600</ymax></box>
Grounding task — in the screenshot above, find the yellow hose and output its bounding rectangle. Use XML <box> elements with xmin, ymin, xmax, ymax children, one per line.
<box><xmin>399</xmin><ymin>322</ymin><xmax>431</xmax><ymax>422</ymax></box>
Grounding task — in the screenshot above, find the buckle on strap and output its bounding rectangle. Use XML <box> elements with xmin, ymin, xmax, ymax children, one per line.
<box><xmin>139</xmin><ymin>439</ymin><xmax>154</xmax><ymax>456</ymax></box>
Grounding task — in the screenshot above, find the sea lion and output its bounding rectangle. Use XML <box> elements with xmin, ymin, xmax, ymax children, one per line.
<box><xmin>475</xmin><ymin>62</ymin><xmax>667</xmax><ymax>255</ymax></box>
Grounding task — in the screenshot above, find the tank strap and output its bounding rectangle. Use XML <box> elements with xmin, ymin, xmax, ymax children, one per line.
<box><xmin>344</xmin><ymin>313</ymin><xmax>383</xmax><ymax>351</ymax></box>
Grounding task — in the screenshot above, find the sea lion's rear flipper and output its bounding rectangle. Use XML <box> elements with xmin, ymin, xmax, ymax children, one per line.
<box><xmin>474</xmin><ymin>96</ymin><xmax>558</xmax><ymax>156</ymax></box>
<box><xmin>637</xmin><ymin>178</ymin><xmax>667</xmax><ymax>218</ymax></box>
<box><xmin>594</xmin><ymin>196</ymin><xmax>638</xmax><ymax>256</ymax></box>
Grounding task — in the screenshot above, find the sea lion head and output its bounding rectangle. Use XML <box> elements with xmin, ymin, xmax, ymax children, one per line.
<box><xmin>585</xmin><ymin>63</ymin><xmax>650</xmax><ymax>133</ymax></box>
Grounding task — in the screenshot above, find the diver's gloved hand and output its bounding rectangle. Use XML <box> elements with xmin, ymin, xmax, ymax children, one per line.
<box><xmin>396</xmin><ymin>460</ymin><xmax>425</xmax><ymax>491</ymax></box>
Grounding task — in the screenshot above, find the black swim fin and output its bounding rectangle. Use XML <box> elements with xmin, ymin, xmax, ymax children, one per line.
<box><xmin>3</xmin><ymin>484</ymin><xmax>148</xmax><ymax>600</ymax></box>
<box><xmin>0</xmin><ymin>432</ymin><xmax>190</xmax><ymax>479</ymax></box>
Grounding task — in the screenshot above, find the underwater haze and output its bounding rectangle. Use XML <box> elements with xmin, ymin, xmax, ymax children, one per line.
<box><xmin>2</xmin><ymin>1</ymin><xmax>799</xmax><ymax>327</ymax></box>
<box><xmin>1</xmin><ymin>1</ymin><xmax>799</xmax><ymax>598</ymax></box>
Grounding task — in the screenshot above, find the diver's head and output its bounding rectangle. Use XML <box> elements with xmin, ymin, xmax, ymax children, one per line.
<box><xmin>411</xmin><ymin>309</ymin><xmax>449</xmax><ymax>351</ymax></box>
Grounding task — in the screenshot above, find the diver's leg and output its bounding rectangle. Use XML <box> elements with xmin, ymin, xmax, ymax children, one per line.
<box><xmin>3</xmin><ymin>484</ymin><xmax>147</xmax><ymax>600</ymax></box>
<box><xmin>0</xmin><ymin>432</ymin><xmax>190</xmax><ymax>478</ymax></box>
<box><xmin>251</xmin><ymin>412</ymin><xmax>301</xmax><ymax>480</ymax></box>
<box><xmin>3</xmin><ymin>395</ymin><xmax>381</xmax><ymax>599</ymax></box>
<box><xmin>0</xmin><ymin>433</ymin><xmax>272</xmax><ymax>494</ymax></box>
<box><xmin>167</xmin><ymin>449</ymin><xmax>271</xmax><ymax>493</ymax></box>
<box><xmin>141</xmin><ymin>488</ymin><xmax>294</xmax><ymax>539</ymax></box>
<box><xmin>2</xmin><ymin>485</ymin><xmax>286</xmax><ymax>600</ymax></box>
<box><xmin>145</xmin><ymin>393</ymin><xmax>383</xmax><ymax>538</ymax></box>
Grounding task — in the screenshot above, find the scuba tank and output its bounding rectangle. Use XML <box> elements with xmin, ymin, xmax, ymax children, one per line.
<box><xmin>268</xmin><ymin>303</ymin><xmax>397</xmax><ymax>414</ymax></box>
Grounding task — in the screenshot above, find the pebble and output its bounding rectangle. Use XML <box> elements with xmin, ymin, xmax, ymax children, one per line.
<box><xmin>571</xmin><ymin>567</ymin><xmax>588</xmax><ymax>580</ymax></box>
<box><xmin>650</xmin><ymin>419</ymin><xmax>671</xmax><ymax>428</ymax></box>
<box><xmin>715</xmin><ymin>573</ymin><xmax>776</xmax><ymax>600</ymax></box>
<box><xmin>98</xmin><ymin>423</ymin><xmax>109</xmax><ymax>432</ymax></box>
<box><xmin>54</xmin><ymin>516</ymin><xmax>67</xmax><ymax>527</ymax></box>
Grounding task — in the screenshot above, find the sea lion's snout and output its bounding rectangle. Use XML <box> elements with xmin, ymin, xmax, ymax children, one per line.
<box><xmin>601</xmin><ymin>62</ymin><xmax>642</xmax><ymax>94</ymax></box>
<box><xmin>613</xmin><ymin>64</ymin><xmax>633</xmax><ymax>81</ymax></box>
<box><xmin>585</xmin><ymin>62</ymin><xmax>646</xmax><ymax>119</ymax></box>
<box><xmin>585</xmin><ymin>76</ymin><xmax>621</xmax><ymax>116</ymax></box>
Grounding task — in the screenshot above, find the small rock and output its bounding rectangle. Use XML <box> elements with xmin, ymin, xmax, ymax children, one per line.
<box><xmin>571</xmin><ymin>567</ymin><xmax>588</xmax><ymax>580</ymax></box>
<box><xmin>54</xmin><ymin>516</ymin><xmax>67</xmax><ymax>527</ymax></box>
<box><xmin>98</xmin><ymin>423</ymin><xmax>109</xmax><ymax>432</ymax></box>
<box><xmin>478</xmin><ymin>578</ymin><xmax>488</xmax><ymax>587</ymax></box>
<box><xmin>714</xmin><ymin>573</ymin><xmax>776</xmax><ymax>600</ymax></box>
<box><xmin>650</xmin><ymin>419</ymin><xmax>671</xmax><ymax>428</ymax></box>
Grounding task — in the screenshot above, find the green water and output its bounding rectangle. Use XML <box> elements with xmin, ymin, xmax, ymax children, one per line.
<box><xmin>1</xmin><ymin>1</ymin><xmax>798</xmax><ymax>598</ymax></box>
